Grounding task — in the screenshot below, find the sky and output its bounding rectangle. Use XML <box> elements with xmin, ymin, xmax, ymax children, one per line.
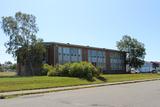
<box><xmin>0</xmin><ymin>0</ymin><xmax>160</xmax><ymax>63</ymax></box>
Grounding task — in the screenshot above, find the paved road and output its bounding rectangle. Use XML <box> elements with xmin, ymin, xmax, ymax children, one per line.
<box><xmin>1</xmin><ymin>80</ymin><xmax>160</xmax><ymax>107</ymax></box>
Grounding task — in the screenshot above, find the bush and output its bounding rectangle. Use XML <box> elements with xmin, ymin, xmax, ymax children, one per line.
<box><xmin>44</xmin><ymin>62</ymin><xmax>100</xmax><ymax>81</ymax></box>
<box><xmin>69</xmin><ymin>62</ymin><xmax>99</xmax><ymax>80</ymax></box>
<box><xmin>47</xmin><ymin>68</ymin><xmax>56</xmax><ymax>76</ymax></box>
<box><xmin>57</xmin><ymin>63</ymin><xmax>71</xmax><ymax>76</ymax></box>
<box><xmin>42</xmin><ymin>64</ymin><xmax>55</xmax><ymax>76</ymax></box>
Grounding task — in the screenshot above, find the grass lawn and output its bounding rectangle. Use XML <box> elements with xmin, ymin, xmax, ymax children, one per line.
<box><xmin>0</xmin><ymin>73</ymin><xmax>160</xmax><ymax>92</ymax></box>
<box><xmin>0</xmin><ymin>72</ymin><xmax>17</xmax><ymax>77</ymax></box>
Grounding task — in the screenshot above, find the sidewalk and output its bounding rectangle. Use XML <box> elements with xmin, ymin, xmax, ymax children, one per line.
<box><xmin>1</xmin><ymin>78</ymin><xmax>160</xmax><ymax>98</ymax></box>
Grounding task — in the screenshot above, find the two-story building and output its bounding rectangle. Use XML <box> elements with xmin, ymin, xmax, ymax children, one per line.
<box><xmin>43</xmin><ymin>42</ymin><xmax>126</xmax><ymax>74</ymax></box>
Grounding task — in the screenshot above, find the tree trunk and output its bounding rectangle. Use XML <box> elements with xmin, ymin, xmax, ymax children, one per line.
<box><xmin>29</xmin><ymin>61</ymin><xmax>34</xmax><ymax>76</ymax></box>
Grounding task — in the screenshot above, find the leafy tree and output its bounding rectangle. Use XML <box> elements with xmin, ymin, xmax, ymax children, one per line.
<box><xmin>4</xmin><ymin>61</ymin><xmax>12</xmax><ymax>65</ymax></box>
<box><xmin>151</xmin><ymin>62</ymin><xmax>159</xmax><ymax>70</ymax></box>
<box><xmin>9</xmin><ymin>63</ymin><xmax>16</xmax><ymax>71</ymax></box>
<box><xmin>0</xmin><ymin>63</ymin><xmax>4</xmax><ymax>72</ymax></box>
<box><xmin>0</xmin><ymin>65</ymin><xmax>3</xmax><ymax>72</ymax></box>
<box><xmin>1</xmin><ymin>12</ymin><xmax>46</xmax><ymax>76</ymax></box>
<box><xmin>116</xmin><ymin>35</ymin><xmax>146</xmax><ymax>71</ymax></box>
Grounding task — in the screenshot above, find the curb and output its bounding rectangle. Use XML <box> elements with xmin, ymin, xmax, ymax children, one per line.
<box><xmin>1</xmin><ymin>78</ymin><xmax>160</xmax><ymax>99</ymax></box>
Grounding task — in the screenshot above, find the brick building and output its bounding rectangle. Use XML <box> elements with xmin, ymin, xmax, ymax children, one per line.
<box><xmin>44</xmin><ymin>42</ymin><xmax>126</xmax><ymax>73</ymax></box>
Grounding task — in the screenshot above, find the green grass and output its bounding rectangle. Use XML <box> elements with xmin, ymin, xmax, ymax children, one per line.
<box><xmin>0</xmin><ymin>73</ymin><xmax>160</xmax><ymax>92</ymax></box>
<box><xmin>0</xmin><ymin>72</ymin><xmax>17</xmax><ymax>77</ymax></box>
<box><xmin>102</xmin><ymin>73</ymin><xmax>160</xmax><ymax>82</ymax></box>
<box><xmin>0</xmin><ymin>76</ymin><xmax>102</xmax><ymax>92</ymax></box>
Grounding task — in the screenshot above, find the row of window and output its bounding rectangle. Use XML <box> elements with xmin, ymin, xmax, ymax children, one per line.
<box><xmin>110</xmin><ymin>53</ymin><xmax>124</xmax><ymax>58</ymax></box>
<box><xmin>110</xmin><ymin>61</ymin><xmax>124</xmax><ymax>70</ymax></box>
<box><xmin>88</xmin><ymin>50</ymin><xmax>106</xmax><ymax>68</ymax></box>
<box><xmin>110</xmin><ymin>58</ymin><xmax>124</xmax><ymax>64</ymax></box>
<box><xmin>111</xmin><ymin>64</ymin><xmax>124</xmax><ymax>70</ymax></box>
<box><xmin>57</xmin><ymin>47</ymin><xmax>125</xmax><ymax>70</ymax></box>
<box><xmin>58</xmin><ymin>47</ymin><xmax>82</xmax><ymax>64</ymax></box>
<box><xmin>110</xmin><ymin>52</ymin><xmax>125</xmax><ymax>70</ymax></box>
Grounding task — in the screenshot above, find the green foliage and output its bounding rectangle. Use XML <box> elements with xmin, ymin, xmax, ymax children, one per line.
<box><xmin>0</xmin><ymin>66</ymin><xmax>3</xmax><ymax>72</ymax></box>
<box><xmin>42</xmin><ymin>64</ymin><xmax>55</xmax><ymax>76</ymax></box>
<box><xmin>5</xmin><ymin>61</ymin><xmax>12</xmax><ymax>65</ymax></box>
<box><xmin>1</xmin><ymin>12</ymin><xmax>38</xmax><ymax>57</ymax></box>
<box><xmin>152</xmin><ymin>62</ymin><xmax>159</xmax><ymax>69</ymax></box>
<box><xmin>44</xmin><ymin>62</ymin><xmax>100</xmax><ymax>81</ymax></box>
<box><xmin>1</xmin><ymin>12</ymin><xmax>46</xmax><ymax>76</ymax></box>
<box><xmin>117</xmin><ymin>35</ymin><xmax>146</xmax><ymax>70</ymax></box>
<box><xmin>9</xmin><ymin>64</ymin><xmax>16</xmax><ymax>70</ymax></box>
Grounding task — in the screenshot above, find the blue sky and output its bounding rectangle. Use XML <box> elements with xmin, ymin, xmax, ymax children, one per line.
<box><xmin>0</xmin><ymin>0</ymin><xmax>160</xmax><ymax>63</ymax></box>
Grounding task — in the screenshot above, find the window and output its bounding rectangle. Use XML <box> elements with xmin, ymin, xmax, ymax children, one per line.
<box><xmin>62</xmin><ymin>47</ymin><xmax>70</xmax><ymax>63</ymax></box>
<box><xmin>110</xmin><ymin>52</ymin><xmax>124</xmax><ymax>70</ymax></box>
<box><xmin>58</xmin><ymin>47</ymin><xmax>63</xmax><ymax>64</ymax></box>
<box><xmin>88</xmin><ymin>50</ymin><xmax>106</xmax><ymax>68</ymax></box>
<box><xmin>78</xmin><ymin>49</ymin><xmax>82</xmax><ymax>61</ymax></box>
<box><xmin>58</xmin><ymin>46</ymin><xmax>82</xmax><ymax>64</ymax></box>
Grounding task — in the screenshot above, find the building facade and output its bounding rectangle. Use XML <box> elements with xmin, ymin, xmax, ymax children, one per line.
<box><xmin>138</xmin><ymin>61</ymin><xmax>160</xmax><ymax>73</ymax></box>
<box><xmin>44</xmin><ymin>42</ymin><xmax>126</xmax><ymax>74</ymax></box>
<box><xmin>138</xmin><ymin>62</ymin><xmax>154</xmax><ymax>73</ymax></box>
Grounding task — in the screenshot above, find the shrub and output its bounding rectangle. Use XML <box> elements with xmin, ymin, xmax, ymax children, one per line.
<box><xmin>69</xmin><ymin>62</ymin><xmax>83</xmax><ymax>77</ymax></box>
<box><xmin>42</xmin><ymin>64</ymin><xmax>54</xmax><ymax>76</ymax></box>
<box><xmin>80</xmin><ymin>62</ymin><xmax>99</xmax><ymax>80</ymax></box>
<box><xmin>57</xmin><ymin>63</ymin><xmax>71</xmax><ymax>76</ymax></box>
<box><xmin>45</xmin><ymin>62</ymin><xmax>100</xmax><ymax>81</ymax></box>
<box><xmin>47</xmin><ymin>67</ymin><xmax>56</xmax><ymax>76</ymax></box>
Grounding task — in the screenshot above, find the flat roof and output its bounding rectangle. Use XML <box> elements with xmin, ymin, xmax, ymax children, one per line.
<box><xmin>44</xmin><ymin>42</ymin><xmax>125</xmax><ymax>53</ymax></box>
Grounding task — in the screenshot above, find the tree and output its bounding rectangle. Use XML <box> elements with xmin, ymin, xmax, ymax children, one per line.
<box><xmin>9</xmin><ymin>63</ymin><xmax>16</xmax><ymax>71</ymax></box>
<box><xmin>0</xmin><ymin>64</ymin><xmax>3</xmax><ymax>72</ymax></box>
<box><xmin>151</xmin><ymin>62</ymin><xmax>159</xmax><ymax>71</ymax></box>
<box><xmin>1</xmin><ymin>12</ymin><xmax>46</xmax><ymax>76</ymax></box>
<box><xmin>116</xmin><ymin>35</ymin><xmax>146</xmax><ymax>71</ymax></box>
<box><xmin>4</xmin><ymin>61</ymin><xmax>12</xmax><ymax>65</ymax></box>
